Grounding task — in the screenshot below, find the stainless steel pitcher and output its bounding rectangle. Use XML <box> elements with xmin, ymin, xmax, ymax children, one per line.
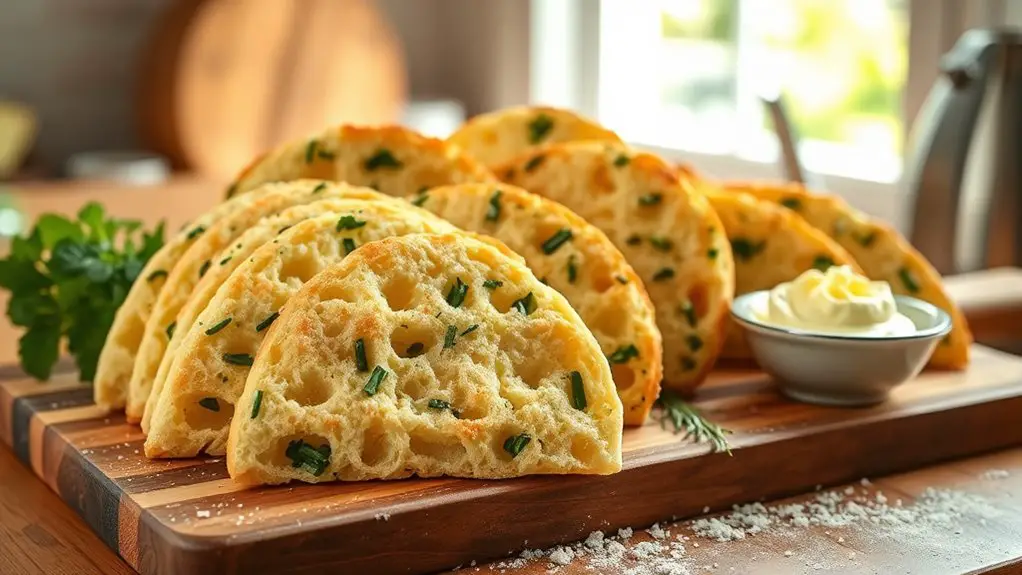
<box><xmin>904</xmin><ymin>28</ymin><xmax>1022</xmax><ymax>275</ymax></box>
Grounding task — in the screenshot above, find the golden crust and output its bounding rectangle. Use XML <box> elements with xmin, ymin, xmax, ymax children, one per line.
<box><xmin>720</xmin><ymin>180</ymin><xmax>972</xmax><ymax>369</ymax></box>
<box><xmin>495</xmin><ymin>142</ymin><xmax>734</xmax><ymax>393</ymax></box>
<box><xmin>227</xmin><ymin>233</ymin><xmax>623</xmax><ymax>485</ymax></box>
<box><xmin>144</xmin><ymin>205</ymin><xmax>458</xmax><ymax>458</ymax></box>
<box><xmin>226</xmin><ymin>124</ymin><xmax>496</xmax><ymax>199</ymax></box>
<box><xmin>448</xmin><ymin>106</ymin><xmax>622</xmax><ymax>169</ymax></box>
<box><xmin>413</xmin><ymin>183</ymin><xmax>662</xmax><ymax>425</ymax></box>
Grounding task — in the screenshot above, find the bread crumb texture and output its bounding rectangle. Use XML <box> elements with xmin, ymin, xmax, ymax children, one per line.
<box><xmin>227</xmin><ymin>233</ymin><xmax>622</xmax><ymax>484</ymax></box>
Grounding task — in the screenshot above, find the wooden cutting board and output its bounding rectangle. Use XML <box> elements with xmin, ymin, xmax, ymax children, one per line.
<box><xmin>137</xmin><ymin>0</ymin><xmax>407</xmax><ymax>179</ymax></box>
<box><xmin>3</xmin><ymin>346</ymin><xmax>1022</xmax><ymax>575</ymax></box>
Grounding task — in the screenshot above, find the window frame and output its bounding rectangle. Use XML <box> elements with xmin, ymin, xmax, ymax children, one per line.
<box><xmin>529</xmin><ymin>0</ymin><xmax>1008</xmax><ymax>229</ymax></box>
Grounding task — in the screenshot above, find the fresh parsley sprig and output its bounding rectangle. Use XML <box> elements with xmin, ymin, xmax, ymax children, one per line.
<box><xmin>0</xmin><ymin>202</ymin><xmax>165</xmax><ymax>381</ymax></box>
<box><xmin>655</xmin><ymin>390</ymin><xmax>732</xmax><ymax>454</ymax></box>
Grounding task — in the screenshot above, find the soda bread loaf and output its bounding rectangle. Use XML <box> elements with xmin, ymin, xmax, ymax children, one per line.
<box><xmin>227</xmin><ymin>124</ymin><xmax>496</xmax><ymax>199</ymax></box>
<box><xmin>227</xmin><ymin>233</ymin><xmax>623</xmax><ymax>484</ymax></box>
<box><xmin>447</xmin><ymin>106</ymin><xmax>622</xmax><ymax>169</ymax></box>
<box><xmin>125</xmin><ymin>181</ymin><xmax>395</xmax><ymax>422</ymax></box>
<box><xmin>413</xmin><ymin>183</ymin><xmax>662</xmax><ymax>425</ymax></box>
<box><xmin>496</xmin><ymin>141</ymin><xmax>734</xmax><ymax>393</ymax></box>
<box><xmin>144</xmin><ymin>206</ymin><xmax>458</xmax><ymax>458</ymax></box>
<box><xmin>718</xmin><ymin>180</ymin><xmax>971</xmax><ymax>369</ymax></box>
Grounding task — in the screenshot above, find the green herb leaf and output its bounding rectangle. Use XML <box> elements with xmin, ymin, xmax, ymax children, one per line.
<box><xmin>626</xmin><ymin>234</ymin><xmax>642</xmax><ymax>246</ymax></box>
<box><xmin>687</xmin><ymin>335</ymin><xmax>703</xmax><ymax>352</ymax></box>
<box><xmin>511</xmin><ymin>292</ymin><xmax>536</xmax><ymax>315</ymax></box>
<box><xmin>342</xmin><ymin>237</ymin><xmax>357</xmax><ymax>255</ymax></box>
<box><xmin>638</xmin><ymin>193</ymin><xmax>663</xmax><ymax>206</ymax></box>
<box><xmin>681</xmin><ymin>357</ymin><xmax>697</xmax><ymax>371</ymax></box>
<box><xmin>486</xmin><ymin>190</ymin><xmax>502</xmax><ymax>222</ymax></box>
<box><xmin>730</xmin><ymin>238</ymin><xmax>766</xmax><ymax>261</ymax></box>
<box><xmin>483</xmin><ymin>279</ymin><xmax>503</xmax><ymax>290</ymax></box>
<box><xmin>613</xmin><ymin>154</ymin><xmax>630</xmax><ymax>167</ymax></box>
<box><xmin>305</xmin><ymin>139</ymin><xmax>319</xmax><ymax>163</ymax></box>
<box><xmin>615</xmin><ymin>275</ymin><xmax>629</xmax><ymax>284</ymax></box>
<box><xmin>410</xmin><ymin>193</ymin><xmax>429</xmax><ymax>207</ymax></box>
<box><xmin>147</xmin><ymin>270</ymin><xmax>168</xmax><ymax>282</ymax></box>
<box><xmin>707</xmin><ymin>248</ymin><xmax>719</xmax><ymax>260</ymax></box>
<box><xmin>364</xmin><ymin>365</ymin><xmax>388</xmax><ymax>396</ymax></box>
<box><xmin>649</xmin><ymin>236</ymin><xmax>673</xmax><ymax>252</ymax></box>
<box><xmin>256</xmin><ymin>311</ymin><xmax>280</xmax><ymax>332</ymax></box>
<box><xmin>428</xmin><ymin>398</ymin><xmax>451</xmax><ymax>410</ymax></box>
<box><xmin>503</xmin><ymin>433</ymin><xmax>532</xmax><ymax>458</ymax></box>
<box><xmin>198</xmin><ymin>397</ymin><xmax>220</xmax><ymax>412</ymax></box>
<box><xmin>317</xmin><ymin>148</ymin><xmax>336</xmax><ymax>161</ymax></box>
<box><xmin>312</xmin><ymin>182</ymin><xmax>328</xmax><ymax>194</ymax></box>
<box><xmin>18</xmin><ymin>322</ymin><xmax>60</xmax><ymax>380</ymax></box>
<box><xmin>652</xmin><ymin>267</ymin><xmax>675</xmax><ymax>281</ymax></box>
<box><xmin>277</xmin><ymin>225</ymin><xmax>292</xmax><ymax>235</ymax></box>
<box><xmin>527</xmin><ymin>113</ymin><xmax>554</xmax><ymax>144</ymax></box>
<box><xmin>186</xmin><ymin>225</ymin><xmax>205</xmax><ymax>240</ymax></box>
<box><xmin>166</xmin><ymin>322</ymin><xmax>177</xmax><ymax>340</ymax></box>
<box><xmin>285</xmin><ymin>439</ymin><xmax>331</xmax><ymax>476</ymax></box>
<box><xmin>205</xmin><ymin>317</ymin><xmax>232</xmax><ymax>336</ymax></box>
<box><xmin>567</xmin><ymin>255</ymin><xmax>578</xmax><ymax>283</ymax></box>
<box><xmin>223</xmin><ymin>353</ymin><xmax>254</xmax><ymax>366</ymax></box>
<box><xmin>460</xmin><ymin>324</ymin><xmax>479</xmax><ymax>336</ymax></box>
<box><xmin>250</xmin><ymin>390</ymin><xmax>264</xmax><ymax>419</ymax></box>
<box><xmin>608</xmin><ymin>344</ymin><xmax>639</xmax><ymax>364</ymax></box>
<box><xmin>219</xmin><ymin>256</ymin><xmax>232</xmax><ymax>265</ymax></box>
<box><xmin>570</xmin><ymin>371</ymin><xmax>586</xmax><ymax>410</ymax></box>
<box><xmin>226</xmin><ymin>183</ymin><xmax>238</xmax><ymax>198</ymax></box>
<box><xmin>541</xmin><ymin>228</ymin><xmax>573</xmax><ymax>254</ymax></box>
<box><xmin>443</xmin><ymin>325</ymin><xmax>457</xmax><ymax>349</ymax></box>
<box><xmin>405</xmin><ymin>342</ymin><xmax>425</xmax><ymax>357</ymax></box>
<box><xmin>679</xmin><ymin>301</ymin><xmax>697</xmax><ymax>328</ymax></box>
<box><xmin>899</xmin><ymin>267</ymin><xmax>920</xmax><ymax>293</ymax></box>
<box><xmin>336</xmin><ymin>215</ymin><xmax>367</xmax><ymax>231</ymax></box>
<box><xmin>364</xmin><ymin>148</ymin><xmax>403</xmax><ymax>171</ymax></box>
<box><xmin>354</xmin><ymin>338</ymin><xmax>368</xmax><ymax>372</ymax></box>
<box><xmin>199</xmin><ymin>259</ymin><xmax>211</xmax><ymax>278</ymax></box>
<box><xmin>854</xmin><ymin>230</ymin><xmax>877</xmax><ymax>247</ymax></box>
<box><xmin>524</xmin><ymin>155</ymin><xmax>546</xmax><ymax>172</ymax></box>
<box><xmin>812</xmin><ymin>255</ymin><xmax>836</xmax><ymax>271</ymax></box>
<box><xmin>780</xmin><ymin>197</ymin><xmax>802</xmax><ymax>210</ymax></box>
<box><xmin>655</xmin><ymin>390</ymin><xmax>731</xmax><ymax>454</ymax></box>
<box><xmin>445</xmin><ymin>277</ymin><xmax>468</xmax><ymax>308</ymax></box>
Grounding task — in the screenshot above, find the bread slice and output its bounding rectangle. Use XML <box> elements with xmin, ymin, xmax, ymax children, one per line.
<box><xmin>124</xmin><ymin>181</ymin><xmax>397</xmax><ymax>422</ymax></box>
<box><xmin>447</xmin><ymin>106</ymin><xmax>622</xmax><ymax>169</ymax></box>
<box><xmin>495</xmin><ymin>142</ymin><xmax>734</xmax><ymax>393</ymax></box>
<box><xmin>140</xmin><ymin>193</ymin><xmax>423</xmax><ymax>433</ymax></box>
<box><xmin>226</xmin><ymin>124</ymin><xmax>496</xmax><ymax>200</ymax></box>
<box><xmin>144</xmin><ymin>206</ymin><xmax>459</xmax><ymax>458</ymax></box>
<box><xmin>94</xmin><ymin>193</ymin><xmax>262</xmax><ymax>409</ymax></box>
<box><xmin>701</xmin><ymin>189</ymin><xmax>863</xmax><ymax>358</ymax></box>
<box><xmin>721</xmin><ymin>180</ymin><xmax>972</xmax><ymax>369</ymax></box>
<box><xmin>227</xmin><ymin>233</ymin><xmax>623</xmax><ymax>484</ymax></box>
<box><xmin>413</xmin><ymin>183</ymin><xmax>662</xmax><ymax>425</ymax></box>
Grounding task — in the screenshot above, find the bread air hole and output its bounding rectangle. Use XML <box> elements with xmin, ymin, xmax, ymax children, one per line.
<box><xmin>381</xmin><ymin>274</ymin><xmax>417</xmax><ymax>311</ymax></box>
<box><xmin>359</xmin><ymin>418</ymin><xmax>393</xmax><ymax>468</ymax></box>
<box><xmin>571</xmin><ymin>434</ymin><xmax>599</xmax><ymax>464</ymax></box>
<box><xmin>391</xmin><ymin>324</ymin><xmax>436</xmax><ymax>359</ymax></box>
<box><xmin>278</xmin><ymin>250</ymin><xmax>321</xmax><ymax>285</ymax></box>
<box><xmin>587</xmin><ymin>304</ymin><xmax>628</xmax><ymax>339</ymax></box>
<box><xmin>611</xmin><ymin>363</ymin><xmax>636</xmax><ymax>391</ymax></box>
<box><xmin>396</xmin><ymin>371</ymin><xmax>434</xmax><ymax>403</ymax></box>
<box><xmin>409</xmin><ymin>428</ymin><xmax>467</xmax><ymax>462</ymax></box>
<box><xmin>587</xmin><ymin>257</ymin><xmax>615</xmax><ymax>293</ymax></box>
<box><xmin>182</xmin><ymin>394</ymin><xmax>234</xmax><ymax>432</ymax></box>
<box><xmin>282</xmin><ymin>366</ymin><xmax>333</xmax><ymax>406</ymax></box>
<box><xmin>488</xmin><ymin>286</ymin><xmax>518</xmax><ymax>314</ymax></box>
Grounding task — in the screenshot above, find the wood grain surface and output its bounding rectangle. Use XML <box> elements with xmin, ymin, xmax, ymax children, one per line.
<box><xmin>3</xmin><ymin>347</ymin><xmax>1022</xmax><ymax>574</ymax></box>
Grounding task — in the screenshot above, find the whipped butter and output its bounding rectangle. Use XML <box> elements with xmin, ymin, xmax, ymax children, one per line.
<box><xmin>756</xmin><ymin>265</ymin><xmax>916</xmax><ymax>337</ymax></box>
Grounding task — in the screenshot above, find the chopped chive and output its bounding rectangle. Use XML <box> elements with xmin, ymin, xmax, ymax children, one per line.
<box><xmin>567</xmin><ymin>255</ymin><xmax>578</xmax><ymax>283</ymax></box>
<box><xmin>681</xmin><ymin>357</ymin><xmax>697</xmax><ymax>371</ymax></box>
<box><xmin>614</xmin><ymin>154</ymin><xmax>630</xmax><ymax>167</ymax></box>
<box><xmin>363</xmin><ymin>366</ymin><xmax>388</xmax><ymax>396</ymax></box>
<box><xmin>615</xmin><ymin>275</ymin><xmax>629</xmax><ymax>284</ymax></box>
<box><xmin>304</xmin><ymin>139</ymin><xmax>319</xmax><ymax>163</ymax></box>
<box><xmin>186</xmin><ymin>225</ymin><xmax>206</xmax><ymax>240</ymax></box>
<box><xmin>316</xmin><ymin>148</ymin><xmax>336</xmax><ymax>161</ymax></box>
<box><xmin>219</xmin><ymin>256</ymin><xmax>232</xmax><ymax>265</ymax></box>
<box><xmin>524</xmin><ymin>155</ymin><xmax>546</xmax><ymax>172</ymax></box>
<box><xmin>649</xmin><ymin>236</ymin><xmax>673</xmax><ymax>252</ymax></box>
<box><xmin>730</xmin><ymin>238</ymin><xmax>766</xmax><ymax>261</ymax></box>
<box><xmin>285</xmin><ymin>439</ymin><xmax>331</xmax><ymax>476</ymax></box>
<box><xmin>256</xmin><ymin>311</ymin><xmax>280</xmax><ymax>332</ymax></box>
<box><xmin>354</xmin><ymin>338</ymin><xmax>368</xmax><ymax>372</ymax></box>
<box><xmin>336</xmin><ymin>215</ymin><xmax>367</xmax><ymax>231</ymax></box>
<box><xmin>223</xmin><ymin>353</ymin><xmax>254</xmax><ymax>366</ymax></box>
<box><xmin>527</xmin><ymin>113</ymin><xmax>554</xmax><ymax>144</ymax></box>
<box><xmin>405</xmin><ymin>342</ymin><xmax>425</xmax><ymax>357</ymax></box>
<box><xmin>445</xmin><ymin>277</ymin><xmax>469</xmax><ymax>308</ymax></box>
<box><xmin>410</xmin><ymin>193</ymin><xmax>429</xmax><ymax>207</ymax></box>
<box><xmin>199</xmin><ymin>260</ymin><xmax>211</xmax><ymax>278</ymax></box>
<box><xmin>511</xmin><ymin>292</ymin><xmax>536</xmax><ymax>315</ymax></box>
<box><xmin>541</xmin><ymin>228</ymin><xmax>573</xmax><ymax>254</ymax></box>
<box><xmin>226</xmin><ymin>183</ymin><xmax>238</xmax><ymax>198</ymax></box>
<box><xmin>312</xmin><ymin>182</ymin><xmax>328</xmax><ymax>194</ymax></box>
<box><xmin>687</xmin><ymin>335</ymin><xmax>704</xmax><ymax>352</ymax></box>
<box><xmin>278</xmin><ymin>225</ymin><xmax>292</xmax><ymax>235</ymax></box>
<box><xmin>707</xmin><ymin>248</ymin><xmax>719</xmax><ymax>260</ymax></box>
<box><xmin>147</xmin><ymin>269</ymin><xmax>168</xmax><ymax>282</ymax></box>
<box><xmin>780</xmin><ymin>197</ymin><xmax>802</xmax><ymax>210</ymax></box>
<box><xmin>679</xmin><ymin>301</ymin><xmax>697</xmax><ymax>327</ymax></box>
<box><xmin>570</xmin><ymin>371</ymin><xmax>586</xmax><ymax>410</ymax></box>
<box><xmin>364</xmin><ymin>148</ymin><xmax>403</xmax><ymax>171</ymax></box>
<box><xmin>250</xmin><ymin>390</ymin><xmax>263</xmax><ymax>419</ymax></box>
<box><xmin>899</xmin><ymin>267</ymin><xmax>920</xmax><ymax>293</ymax></box>
<box><xmin>855</xmin><ymin>230</ymin><xmax>877</xmax><ymax>247</ymax></box>
<box><xmin>428</xmin><ymin>398</ymin><xmax>452</xmax><ymax>411</ymax></box>
<box><xmin>812</xmin><ymin>255</ymin><xmax>836</xmax><ymax>271</ymax></box>
<box><xmin>443</xmin><ymin>325</ymin><xmax>457</xmax><ymax>349</ymax></box>
<box><xmin>608</xmin><ymin>344</ymin><xmax>639</xmax><ymax>364</ymax></box>
<box><xmin>460</xmin><ymin>324</ymin><xmax>479</xmax><ymax>336</ymax></box>
<box><xmin>486</xmin><ymin>190</ymin><xmax>502</xmax><ymax>221</ymax></box>
<box><xmin>205</xmin><ymin>317</ymin><xmax>232</xmax><ymax>335</ymax></box>
<box><xmin>198</xmin><ymin>397</ymin><xmax>220</xmax><ymax>412</ymax></box>
<box><xmin>626</xmin><ymin>234</ymin><xmax>642</xmax><ymax>246</ymax></box>
<box><xmin>652</xmin><ymin>267</ymin><xmax>675</xmax><ymax>281</ymax></box>
<box><xmin>638</xmin><ymin>193</ymin><xmax>663</xmax><ymax>206</ymax></box>
<box><xmin>342</xmin><ymin>237</ymin><xmax>357</xmax><ymax>255</ymax></box>
<box><xmin>166</xmin><ymin>321</ymin><xmax>176</xmax><ymax>340</ymax></box>
<box><xmin>483</xmin><ymin>279</ymin><xmax>503</xmax><ymax>290</ymax></box>
<box><xmin>503</xmin><ymin>433</ymin><xmax>531</xmax><ymax>458</ymax></box>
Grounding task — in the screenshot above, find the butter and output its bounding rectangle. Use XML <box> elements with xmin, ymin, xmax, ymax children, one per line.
<box><xmin>756</xmin><ymin>265</ymin><xmax>916</xmax><ymax>337</ymax></box>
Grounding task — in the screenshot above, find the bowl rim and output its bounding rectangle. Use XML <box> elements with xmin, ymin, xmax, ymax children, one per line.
<box><xmin>730</xmin><ymin>290</ymin><xmax>953</xmax><ymax>342</ymax></box>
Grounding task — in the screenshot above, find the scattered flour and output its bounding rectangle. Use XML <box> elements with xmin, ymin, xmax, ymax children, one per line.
<box><xmin>374</xmin><ymin>512</ymin><xmax>391</xmax><ymax>521</ymax></box>
<box><xmin>982</xmin><ymin>469</ymin><xmax>1011</xmax><ymax>480</ymax></box>
<box><xmin>491</xmin><ymin>529</ymin><xmax>689</xmax><ymax>574</ymax></box>
<box><xmin>195</xmin><ymin>510</ymin><xmax>210</xmax><ymax>518</ymax></box>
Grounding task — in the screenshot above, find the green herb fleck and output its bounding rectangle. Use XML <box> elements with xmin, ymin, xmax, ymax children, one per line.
<box><xmin>527</xmin><ymin>113</ymin><xmax>554</xmax><ymax>144</ymax></box>
<box><xmin>317</xmin><ymin>148</ymin><xmax>335</xmax><ymax>161</ymax></box>
<box><xmin>199</xmin><ymin>259</ymin><xmax>211</xmax><ymax>278</ymax></box>
<box><xmin>899</xmin><ymin>267</ymin><xmax>920</xmax><ymax>293</ymax></box>
<box><xmin>486</xmin><ymin>190</ymin><xmax>502</xmax><ymax>222</ymax></box>
<box><xmin>410</xmin><ymin>193</ymin><xmax>429</xmax><ymax>207</ymax></box>
<box><xmin>730</xmin><ymin>238</ymin><xmax>766</xmax><ymax>261</ymax></box>
<box><xmin>652</xmin><ymin>267</ymin><xmax>675</xmax><ymax>281</ymax></box>
<box><xmin>405</xmin><ymin>342</ymin><xmax>425</xmax><ymax>357</ymax></box>
<box><xmin>679</xmin><ymin>301</ymin><xmax>697</xmax><ymax>327</ymax></box>
<box><xmin>443</xmin><ymin>325</ymin><xmax>457</xmax><ymax>349</ymax></box>
<box><xmin>649</xmin><ymin>236</ymin><xmax>673</xmax><ymax>252</ymax></box>
<box><xmin>483</xmin><ymin>279</ymin><xmax>503</xmax><ymax>290</ymax></box>
<box><xmin>304</xmin><ymin>139</ymin><xmax>319</xmax><ymax>163</ymax></box>
<box><xmin>285</xmin><ymin>439</ymin><xmax>331</xmax><ymax>476</ymax></box>
<box><xmin>256</xmin><ymin>311</ymin><xmax>280</xmax><ymax>332</ymax></box>
<box><xmin>223</xmin><ymin>353</ymin><xmax>254</xmax><ymax>367</ymax></box>
<box><xmin>147</xmin><ymin>270</ymin><xmax>168</xmax><ymax>282</ymax></box>
<box><xmin>428</xmin><ymin>398</ymin><xmax>452</xmax><ymax>411</ymax></box>
<box><xmin>354</xmin><ymin>338</ymin><xmax>368</xmax><ymax>372</ymax></box>
<box><xmin>687</xmin><ymin>335</ymin><xmax>703</xmax><ymax>352</ymax></box>
<box><xmin>342</xmin><ymin>237</ymin><xmax>357</xmax><ymax>255</ymax></box>
<box><xmin>446</xmin><ymin>277</ymin><xmax>468</xmax><ymax>308</ymax></box>
<box><xmin>854</xmin><ymin>230</ymin><xmax>877</xmax><ymax>247</ymax></box>
<box><xmin>569</xmin><ymin>371</ymin><xmax>588</xmax><ymax>410</ymax></box>
<box><xmin>277</xmin><ymin>225</ymin><xmax>292</xmax><ymax>235</ymax></box>
<box><xmin>614</xmin><ymin>154</ymin><xmax>630</xmax><ymax>167</ymax></box>
<box><xmin>626</xmin><ymin>234</ymin><xmax>642</xmax><ymax>246</ymax></box>
<box><xmin>812</xmin><ymin>255</ymin><xmax>836</xmax><ymax>271</ymax></box>
<box><xmin>205</xmin><ymin>317</ymin><xmax>232</xmax><ymax>336</ymax></box>
<box><xmin>311</xmin><ymin>182</ymin><xmax>328</xmax><ymax>194</ymax></box>
<box><xmin>639</xmin><ymin>193</ymin><xmax>663</xmax><ymax>206</ymax></box>
<box><xmin>363</xmin><ymin>366</ymin><xmax>388</xmax><ymax>396</ymax></box>
<box><xmin>219</xmin><ymin>256</ymin><xmax>232</xmax><ymax>266</ymax></box>
<box><xmin>364</xmin><ymin>148</ymin><xmax>403</xmax><ymax>171</ymax></box>
<box><xmin>541</xmin><ymin>228</ymin><xmax>573</xmax><ymax>254</ymax></box>
<box><xmin>655</xmin><ymin>390</ymin><xmax>731</xmax><ymax>454</ymax></box>
<box><xmin>780</xmin><ymin>197</ymin><xmax>802</xmax><ymax>210</ymax></box>
<box><xmin>524</xmin><ymin>155</ymin><xmax>546</xmax><ymax>172</ymax></box>
<box><xmin>608</xmin><ymin>344</ymin><xmax>639</xmax><ymax>364</ymax></box>
<box><xmin>186</xmin><ymin>226</ymin><xmax>205</xmax><ymax>240</ymax></box>
<box><xmin>198</xmin><ymin>397</ymin><xmax>220</xmax><ymax>412</ymax></box>
<box><xmin>503</xmin><ymin>433</ymin><xmax>532</xmax><ymax>458</ymax></box>
<box><xmin>166</xmin><ymin>322</ymin><xmax>176</xmax><ymax>340</ymax></box>
<box><xmin>567</xmin><ymin>255</ymin><xmax>578</xmax><ymax>283</ymax></box>
<box><xmin>681</xmin><ymin>357</ymin><xmax>697</xmax><ymax>371</ymax></box>
<box><xmin>511</xmin><ymin>292</ymin><xmax>536</xmax><ymax>315</ymax></box>
<box><xmin>336</xmin><ymin>215</ymin><xmax>367</xmax><ymax>231</ymax></box>
<box><xmin>250</xmin><ymin>390</ymin><xmax>263</xmax><ymax>419</ymax></box>
<box><xmin>615</xmin><ymin>275</ymin><xmax>629</xmax><ymax>284</ymax></box>
<box><xmin>226</xmin><ymin>183</ymin><xmax>238</xmax><ymax>198</ymax></box>
<box><xmin>707</xmin><ymin>248</ymin><xmax>719</xmax><ymax>260</ymax></box>
<box><xmin>460</xmin><ymin>324</ymin><xmax>479</xmax><ymax>336</ymax></box>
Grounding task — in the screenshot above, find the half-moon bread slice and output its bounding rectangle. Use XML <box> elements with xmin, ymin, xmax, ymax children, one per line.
<box><xmin>144</xmin><ymin>205</ymin><xmax>458</xmax><ymax>457</ymax></box>
<box><xmin>447</xmin><ymin>106</ymin><xmax>622</xmax><ymax>169</ymax></box>
<box><xmin>496</xmin><ymin>141</ymin><xmax>734</xmax><ymax>393</ymax></box>
<box><xmin>227</xmin><ymin>124</ymin><xmax>496</xmax><ymax>199</ymax></box>
<box><xmin>227</xmin><ymin>233</ymin><xmax>623</xmax><ymax>484</ymax></box>
<box><xmin>413</xmin><ymin>183</ymin><xmax>662</xmax><ymax>425</ymax></box>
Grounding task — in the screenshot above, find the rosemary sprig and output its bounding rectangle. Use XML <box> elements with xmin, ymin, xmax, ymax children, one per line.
<box><xmin>655</xmin><ymin>390</ymin><xmax>732</xmax><ymax>454</ymax></box>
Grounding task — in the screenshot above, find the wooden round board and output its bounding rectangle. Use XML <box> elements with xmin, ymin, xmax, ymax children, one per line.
<box><xmin>137</xmin><ymin>0</ymin><xmax>407</xmax><ymax>178</ymax></box>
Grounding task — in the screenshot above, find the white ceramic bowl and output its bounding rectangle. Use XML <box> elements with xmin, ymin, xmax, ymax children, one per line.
<box><xmin>730</xmin><ymin>291</ymin><xmax>953</xmax><ymax>406</ymax></box>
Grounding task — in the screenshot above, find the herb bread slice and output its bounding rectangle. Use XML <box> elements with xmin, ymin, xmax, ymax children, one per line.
<box><xmin>496</xmin><ymin>141</ymin><xmax>734</xmax><ymax>393</ymax></box>
<box><xmin>413</xmin><ymin>183</ymin><xmax>662</xmax><ymax>426</ymax></box>
<box><xmin>226</xmin><ymin>124</ymin><xmax>495</xmax><ymax>200</ymax></box>
<box><xmin>143</xmin><ymin>205</ymin><xmax>458</xmax><ymax>458</ymax></box>
<box><xmin>447</xmin><ymin>106</ymin><xmax>622</xmax><ymax>169</ymax></box>
<box><xmin>227</xmin><ymin>233</ymin><xmax>623</xmax><ymax>484</ymax></box>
